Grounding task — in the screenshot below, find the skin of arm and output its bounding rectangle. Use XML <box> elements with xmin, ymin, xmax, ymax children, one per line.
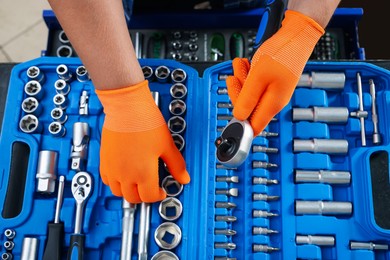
<box><xmin>288</xmin><ymin>0</ymin><xmax>342</xmax><ymax>28</ymax></box>
<box><xmin>47</xmin><ymin>0</ymin><xmax>144</xmax><ymax>90</ymax></box>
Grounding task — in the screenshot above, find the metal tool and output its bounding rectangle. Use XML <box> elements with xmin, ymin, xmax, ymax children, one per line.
<box><xmin>24</xmin><ymin>80</ymin><xmax>43</xmax><ymax>100</ymax></box>
<box><xmin>216</xmin><ymin>176</ymin><xmax>239</xmax><ymax>183</ymax></box>
<box><xmin>138</xmin><ymin>202</ymin><xmax>151</xmax><ymax>260</ymax></box>
<box><xmin>162</xmin><ymin>175</ymin><xmax>183</xmax><ymax>197</ymax></box>
<box><xmin>167</xmin><ymin>116</ymin><xmax>186</xmax><ymax>134</ymax></box>
<box><xmin>154</xmin><ymin>222</ymin><xmax>182</xmax><ymax>250</ymax></box>
<box><xmin>295</xmin><ymin>200</ymin><xmax>352</xmax><ymax>215</ymax></box>
<box><xmin>51</xmin><ymin>107</ymin><xmax>68</xmax><ymax>124</ymax></box>
<box><xmin>54</xmin><ymin>79</ymin><xmax>71</xmax><ymax>95</ymax></box>
<box><xmin>215</xmin><ymin>202</ymin><xmax>237</xmax><ymax>209</ymax></box>
<box><xmin>169</xmin><ymin>99</ymin><xmax>186</xmax><ymax>116</ymax></box>
<box><xmin>21</xmin><ymin>97</ymin><xmax>41</xmax><ymax>116</ymax></box>
<box><xmin>350</xmin><ymin>241</ymin><xmax>389</xmax><ymax>251</ymax></box>
<box><xmin>217</xmin><ymin>102</ymin><xmax>233</xmax><ymax>109</ymax></box>
<box><xmin>253</xmin><ymin>193</ymin><xmax>279</xmax><ymax>201</ymax></box>
<box><xmin>171</xmin><ymin>134</ymin><xmax>185</xmax><ymax>152</ymax></box>
<box><xmin>19</xmin><ymin>114</ymin><xmax>41</xmax><ymax>134</ymax></box>
<box><xmin>252</xmin><ymin>161</ymin><xmax>278</xmax><ymax>169</ymax></box>
<box><xmin>58</xmin><ymin>30</ymin><xmax>70</xmax><ymax>44</ymax></box>
<box><xmin>369</xmin><ymin>79</ymin><xmax>381</xmax><ymax>144</ymax></box>
<box><xmin>216</xmin><ymin>164</ymin><xmax>237</xmax><ymax>170</ymax></box>
<box><xmin>171</xmin><ymin>68</ymin><xmax>187</xmax><ymax>83</ymax></box>
<box><xmin>253</xmin><ymin>177</ymin><xmax>278</xmax><ymax>185</ymax></box>
<box><xmin>158</xmin><ymin>197</ymin><xmax>183</xmax><ymax>221</ymax></box>
<box><xmin>57</xmin><ymin>45</ymin><xmax>73</xmax><ymax>58</ymax></box>
<box><xmin>76</xmin><ymin>66</ymin><xmax>90</xmax><ymax>82</ymax></box>
<box><xmin>253</xmin><ymin>244</ymin><xmax>279</xmax><ymax>253</ymax></box>
<box><xmin>70</xmin><ymin>122</ymin><xmax>90</xmax><ymax>171</ymax></box>
<box><xmin>49</xmin><ymin>122</ymin><xmax>66</xmax><ymax>137</ymax></box>
<box><xmin>141</xmin><ymin>66</ymin><xmax>153</xmax><ymax>80</ymax></box>
<box><xmin>27</xmin><ymin>66</ymin><xmax>44</xmax><ymax>83</ymax></box>
<box><xmin>216</xmin><ymin>188</ymin><xmax>238</xmax><ymax>197</ymax></box>
<box><xmin>134</xmin><ymin>32</ymin><xmax>143</xmax><ymax>59</ymax></box>
<box><xmin>43</xmin><ymin>176</ymin><xmax>65</xmax><ymax>260</ymax></box>
<box><xmin>79</xmin><ymin>91</ymin><xmax>89</xmax><ymax>115</ymax></box>
<box><xmin>215</xmin><ymin>229</ymin><xmax>237</xmax><ymax>236</ymax></box>
<box><xmin>53</xmin><ymin>94</ymin><xmax>68</xmax><ymax>110</ymax></box>
<box><xmin>293</xmin><ymin>139</ymin><xmax>348</xmax><ymax>154</ymax></box>
<box><xmin>295</xmin><ymin>170</ymin><xmax>351</xmax><ymax>184</ymax></box>
<box><xmin>155</xmin><ymin>65</ymin><xmax>170</xmax><ymax>82</ymax></box>
<box><xmin>296</xmin><ymin>235</ymin><xmax>335</xmax><ymax>246</ymax></box>
<box><xmin>151</xmin><ymin>251</ymin><xmax>179</xmax><ymax>260</ymax></box>
<box><xmin>258</xmin><ymin>131</ymin><xmax>278</xmax><ymax>137</ymax></box>
<box><xmin>217</xmin><ymin>88</ymin><xmax>228</xmax><ymax>95</ymax></box>
<box><xmin>297</xmin><ymin>72</ymin><xmax>346</xmax><ymax>89</ymax></box>
<box><xmin>21</xmin><ymin>237</ymin><xmax>39</xmax><ymax>260</ymax></box>
<box><xmin>215</xmin><ymin>215</ymin><xmax>237</xmax><ymax>222</ymax></box>
<box><xmin>67</xmin><ymin>172</ymin><xmax>93</xmax><ymax>260</ymax></box>
<box><xmin>57</xmin><ymin>64</ymin><xmax>72</xmax><ymax>81</ymax></box>
<box><xmin>170</xmin><ymin>83</ymin><xmax>187</xmax><ymax>99</ymax></box>
<box><xmin>35</xmin><ymin>150</ymin><xmax>58</xmax><ymax>194</ymax></box>
<box><xmin>350</xmin><ymin>73</ymin><xmax>367</xmax><ymax>146</ymax></box>
<box><xmin>217</xmin><ymin>114</ymin><xmax>233</xmax><ymax>121</ymax></box>
<box><xmin>253</xmin><ymin>210</ymin><xmax>278</xmax><ymax>218</ymax></box>
<box><xmin>4</xmin><ymin>229</ymin><xmax>16</xmax><ymax>240</ymax></box>
<box><xmin>1</xmin><ymin>253</ymin><xmax>13</xmax><ymax>260</ymax></box>
<box><xmin>215</xmin><ymin>243</ymin><xmax>236</xmax><ymax>250</ymax></box>
<box><xmin>292</xmin><ymin>107</ymin><xmax>349</xmax><ymax>123</ymax></box>
<box><xmin>215</xmin><ymin>258</ymin><xmax>237</xmax><ymax>260</ymax></box>
<box><xmin>4</xmin><ymin>241</ymin><xmax>14</xmax><ymax>250</ymax></box>
<box><xmin>252</xmin><ymin>145</ymin><xmax>278</xmax><ymax>153</ymax></box>
<box><xmin>121</xmin><ymin>200</ymin><xmax>137</xmax><ymax>260</ymax></box>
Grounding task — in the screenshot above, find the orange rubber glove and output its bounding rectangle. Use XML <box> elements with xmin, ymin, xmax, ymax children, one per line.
<box><xmin>95</xmin><ymin>80</ymin><xmax>190</xmax><ymax>203</ymax></box>
<box><xmin>226</xmin><ymin>10</ymin><xmax>325</xmax><ymax>135</ymax></box>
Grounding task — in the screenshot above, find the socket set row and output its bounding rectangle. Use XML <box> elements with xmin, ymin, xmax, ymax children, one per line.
<box><xmin>2</xmin><ymin>57</ymin><xmax>390</xmax><ymax>259</ymax></box>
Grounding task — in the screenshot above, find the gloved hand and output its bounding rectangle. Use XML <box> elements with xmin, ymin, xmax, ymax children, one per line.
<box><xmin>95</xmin><ymin>80</ymin><xmax>190</xmax><ymax>203</ymax></box>
<box><xmin>226</xmin><ymin>10</ymin><xmax>325</xmax><ymax>135</ymax></box>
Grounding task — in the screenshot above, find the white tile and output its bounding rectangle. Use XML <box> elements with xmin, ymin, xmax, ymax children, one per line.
<box><xmin>0</xmin><ymin>0</ymin><xmax>51</xmax><ymax>45</ymax></box>
<box><xmin>3</xmin><ymin>20</ymin><xmax>48</xmax><ymax>62</ymax></box>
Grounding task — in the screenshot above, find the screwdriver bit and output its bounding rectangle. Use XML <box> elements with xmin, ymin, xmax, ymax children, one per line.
<box><xmin>253</xmin><ymin>194</ymin><xmax>280</xmax><ymax>201</ymax></box>
<box><xmin>350</xmin><ymin>241</ymin><xmax>389</xmax><ymax>251</ymax></box>
<box><xmin>217</xmin><ymin>102</ymin><xmax>233</xmax><ymax>108</ymax></box>
<box><xmin>252</xmin><ymin>145</ymin><xmax>279</xmax><ymax>154</ymax></box>
<box><xmin>252</xmin><ymin>161</ymin><xmax>278</xmax><ymax>169</ymax></box>
<box><xmin>217</xmin><ymin>88</ymin><xmax>228</xmax><ymax>94</ymax></box>
<box><xmin>253</xmin><ymin>210</ymin><xmax>279</xmax><ymax>218</ymax></box>
<box><xmin>258</xmin><ymin>131</ymin><xmax>279</xmax><ymax>137</ymax></box>
<box><xmin>253</xmin><ymin>177</ymin><xmax>278</xmax><ymax>185</ymax></box>
<box><xmin>215</xmin><ymin>215</ymin><xmax>237</xmax><ymax>222</ymax></box>
<box><xmin>215</xmin><ymin>243</ymin><xmax>236</xmax><ymax>250</ymax></box>
<box><xmin>216</xmin><ymin>176</ymin><xmax>239</xmax><ymax>183</ymax></box>
<box><xmin>215</xmin><ymin>229</ymin><xmax>237</xmax><ymax>236</ymax></box>
<box><xmin>215</xmin><ymin>258</ymin><xmax>237</xmax><ymax>260</ymax></box>
<box><xmin>253</xmin><ymin>244</ymin><xmax>280</xmax><ymax>253</ymax></box>
<box><xmin>216</xmin><ymin>164</ymin><xmax>237</xmax><ymax>170</ymax></box>
<box><xmin>252</xmin><ymin>227</ymin><xmax>279</xmax><ymax>235</ymax></box>
<box><xmin>215</xmin><ymin>202</ymin><xmax>237</xmax><ymax>209</ymax></box>
<box><xmin>216</xmin><ymin>188</ymin><xmax>239</xmax><ymax>197</ymax></box>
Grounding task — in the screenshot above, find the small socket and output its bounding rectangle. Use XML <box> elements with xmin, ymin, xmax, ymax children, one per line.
<box><xmin>27</xmin><ymin>66</ymin><xmax>44</xmax><ymax>83</ymax></box>
<box><xmin>167</xmin><ymin>116</ymin><xmax>186</xmax><ymax>134</ymax></box>
<box><xmin>24</xmin><ymin>80</ymin><xmax>43</xmax><ymax>100</ymax></box>
<box><xmin>188</xmin><ymin>55</ymin><xmax>198</xmax><ymax>61</ymax></box>
<box><xmin>162</xmin><ymin>175</ymin><xmax>183</xmax><ymax>197</ymax></box>
<box><xmin>56</xmin><ymin>64</ymin><xmax>72</xmax><ymax>81</ymax></box>
<box><xmin>170</xmin><ymin>83</ymin><xmax>187</xmax><ymax>99</ymax></box>
<box><xmin>171</xmin><ymin>134</ymin><xmax>185</xmax><ymax>152</ymax></box>
<box><xmin>48</xmin><ymin>122</ymin><xmax>66</xmax><ymax>137</ymax></box>
<box><xmin>171</xmin><ymin>68</ymin><xmax>187</xmax><ymax>83</ymax></box>
<box><xmin>172</xmin><ymin>53</ymin><xmax>182</xmax><ymax>61</ymax></box>
<box><xmin>142</xmin><ymin>66</ymin><xmax>154</xmax><ymax>80</ymax></box>
<box><xmin>172</xmin><ymin>41</ymin><xmax>182</xmax><ymax>50</ymax></box>
<box><xmin>53</xmin><ymin>94</ymin><xmax>68</xmax><ymax>109</ymax></box>
<box><xmin>158</xmin><ymin>197</ymin><xmax>183</xmax><ymax>221</ymax></box>
<box><xmin>56</xmin><ymin>45</ymin><xmax>73</xmax><ymax>58</ymax></box>
<box><xmin>54</xmin><ymin>79</ymin><xmax>70</xmax><ymax>95</ymax></box>
<box><xmin>154</xmin><ymin>222</ymin><xmax>182</xmax><ymax>250</ymax></box>
<box><xmin>173</xmin><ymin>31</ymin><xmax>182</xmax><ymax>39</ymax></box>
<box><xmin>4</xmin><ymin>241</ymin><xmax>15</xmax><ymax>251</ymax></box>
<box><xmin>189</xmin><ymin>31</ymin><xmax>197</xmax><ymax>38</ymax></box>
<box><xmin>76</xmin><ymin>65</ymin><xmax>90</xmax><ymax>82</ymax></box>
<box><xmin>4</xmin><ymin>229</ymin><xmax>15</xmax><ymax>240</ymax></box>
<box><xmin>169</xmin><ymin>99</ymin><xmax>186</xmax><ymax>116</ymax></box>
<box><xmin>58</xmin><ymin>30</ymin><xmax>70</xmax><ymax>44</ymax></box>
<box><xmin>151</xmin><ymin>251</ymin><xmax>179</xmax><ymax>260</ymax></box>
<box><xmin>51</xmin><ymin>107</ymin><xmax>68</xmax><ymax>124</ymax></box>
<box><xmin>1</xmin><ymin>253</ymin><xmax>12</xmax><ymax>260</ymax></box>
<box><xmin>155</xmin><ymin>66</ymin><xmax>170</xmax><ymax>82</ymax></box>
<box><xmin>188</xmin><ymin>43</ymin><xmax>198</xmax><ymax>51</ymax></box>
<box><xmin>19</xmin><ymin>114</ymin><xmax>41</xmax><ymax>134</ymax></box>
<box><xmin>21</xmin><ymin>97</ymin><xmax>41</xmax><ymax>116</ymax></box>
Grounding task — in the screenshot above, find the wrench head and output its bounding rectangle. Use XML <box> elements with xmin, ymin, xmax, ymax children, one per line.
<box><xmin>71</xmin><ymin>171</ymin><xmax>92</xmax><ymax>202</ymax></box>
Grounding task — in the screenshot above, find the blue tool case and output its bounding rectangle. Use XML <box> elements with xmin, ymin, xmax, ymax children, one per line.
<box><xmin>1</xmin><ymin>56</ymin><xmax>390</xmax><ymax>260</ymax></box>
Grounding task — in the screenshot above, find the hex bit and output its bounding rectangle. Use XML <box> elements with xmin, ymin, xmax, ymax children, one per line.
<box><xmin>216</xmin><ymin>164</ymin><xmax>237</xmax><ymax>170</ymax></box>
<box><xmin>369</xmin><ymin>79</ymin><xmax>381</xmax><ymax>144</ymax></box>
<box><xmin>258</xmin><ymin>131</ymin><xmax>278</xmax><ymax>137</ymax></box>
<box><xmin>214</xmin><ymin>229</ymin><xmax>237</xmax><ymax>236</ymax></box>
<box><xmin>215</xmin><ymin>202</ymin><xmax>237</xmax><ymax>209</ymax></box>
<box><xmin>217</xmin><ymin>102</ymin><xmax>233</xmax><ymax>108</ymax></box>
<box><xmin>252</xmin><ymin>145</ymin><xmax>279</xmax><ymax>154</ymax></box>
<box><xmin>253</xmin><ymin>177</ymin><xmax>278</xmax><ymax>185</ymax></box>
<box><xmin>253</xmin><ymin>210</ymin><xmax>279</xmax><ymax>218</ymax></box>
<box><xmin>253</xmin><ymin>194</ymin><xmax>280</xmax><ymax>201</ymax></box>
<box><xmin>253</xmin><ymin>244</ymin><xmax>280</xmax><ymax>253</ymax></box>
<box><xmin>252</xmin><ymin>227</ymin><xmax>278</xmax><ymax>235</ymax></box>
<box><xmin>218</xmin><ymin>115</ymin><xmax>233</xmax><ymax>121</ymax></box>
<box><xmin>215</xmin><ymin>215</ymin><xmax>237</xmax><ymax>222</ymax></box>
<box><xmin>216</xmin><ymin>176</ymin><xmax>239</xmax><ymax>183</ymax></box>
<box><xmin>215</xmin><ymin>243</ymin><xmax>236</xmax><ymax>250</ymax></box>
<box><xmin>252</xmin><ymin>161</ymin><xmax>278</xmax><ymax>169</ymax></box>
<box><xmin>216</xmin><ymin>188</ymin><xmax>238</xmax><ymax>197</ymax></box>
<box><xmin>217</xmin><ymin>88</ymin><xmax>228</xmax><ymax>95</ymax></box>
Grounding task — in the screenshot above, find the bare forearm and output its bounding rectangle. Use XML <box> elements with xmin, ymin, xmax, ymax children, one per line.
<box><xmin>47</xmin><ymin>0</ymin><xmax>144</xmax><ymax>90</ymax></box>
<box><xmin>288</xmin><ymin>0</ymin><xmax>341</xmax><ymax>28</ymax></box>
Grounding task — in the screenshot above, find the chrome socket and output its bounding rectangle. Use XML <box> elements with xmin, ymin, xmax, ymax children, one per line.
<box><xmin>20</xmin><ymin>237</ymin><xmax>39</xmax><ymax>260</ymax></box>
<box><xmin>56</xmin><ymin>45</ymin><xmax>73</xmax><ymax>58</ymax></box>
<box><xmin>296</xmin><ymin>235</ymin><xmax>335</xmax><ymax>246</ymax></box>
<box><xmin>151</xmin><ymin>251</ymin><xmax>179</xmax><ymax>260</ymax></box>
<box><xmin>155</xmin><ymin>65</ymin><xmax>170</xmax><ymax>82</ymax></box>
<box><xmin>142</xmin><ymin>66</ymin><xmax>154</xmax><ymax>80</ymax></box>
<box><xmin>167</xmin><ymin>116</ymin><xmax>186</xmax><ymax>134</ymax></box>
<box><xmin>27</xmin><ymin>66</ymin><xmax>44</xmax><ymax>83</ymax></box>
<box><xmin>4</xmin><ymin>241</ymin><xmax>15</xmax><ymax>251</ymax></box>
<box><xmin>172</xmin><ymin>53</ymin><xmax>182</xmax><ymax>61</ymax></box>
<box><xmin>19</xmin><ymin>114</ymin><xmax>41</xmax><ymax>134</ymax></box>
<box><xmin>171</xmin><ymin>68</ymin><xmax>187</xmax><ymax>83</ymax></box>
<box><xmin>188</xmin><ymin>43</ymin><xmax>198</xmax><ymax>51</ymax></box>
<box><xmin>54</xmin><ymin>79</ymin><xmax>70</xmax><ymax>95</ymax></box>
<box><xmin>58</xmin><ymin>30</ymin><xmax>70</xmax><ymax>44</ymax></box>
<box><xmin>173</xmin><ymin>31</ymin><xmax>182</xmax><ymax>39</ymax></box>
<box><xmin>171</xmin><ymin>134</ymin><xmax>185</xmax><ymax>152</ymax></box>
<box><xmin>170</xmin><ymin>83</ymin><xmax>187</xmax><ymax>99</ymax></box>
<box><xmin>162</xmin><ymin>175</ymin><xmax>183</xmax><ymax>197</ymax></box>
<box><xmin>154</xmin><ymin>222</ymin><xmax>182</xmax><ymax>250</ymax></box>
<box><xmin>1</xmin><ymin>253</ymin><xmax>12</xmax><ymax>260</ymax></box>
<box><xmin>56</xmin><ymin>64</ymin><xmax>72</xmax><ymax>81</ymax></box>
<box><xmin>36</xmin><ymin>150</ymin><xmax>58</xmax><ymax>194</ymax></box>
<box><xmin>21</xmin><ymin>97</ymin><xmax>42</xmax><ymax>116</ymax></box>
<box><xmin>169</xmin><ymin>99</ymin><xmax>186</xmax><ymax>116</ymax></box>
<box><xmin>48</xmin><ymin>121</ymin><xmax>66</xmax><ymax>137</ymax></box>
<box><xmin>53</xmin><ymin>94</ymin><xmax>68</xmax><ymax>109</ymax></box>
<box><xmin>24</xmin><ymin>80</ymin><xmax>43</xmax><ymax>100</ymax></box>
<box><xmin>188</xmin><ymin>55</ymin><xmax>198</xmax><ymax>61</ymax></box>
<box><xmin>4</xmin><ymin>229</ymin><xmax>16</xmax><ymax>240</ymax></box>
<box><xmin>172</xmin><ymin>41</ymin><xmax>182</xmax><ymax>50</ymax></box>
<box><xmin>76</xmin><ymin>65</ymin><xmax>90</xmax><ymax>82</ymax></box>
<box><xmin>51</xmin><ymin>107</ymin><xmax>68</xmax><ymax>124</ymax></box>
<box><xmin>295</xmin><ymin>200</ymin><xmax>353</xmax><ymax>215</ymax></box>
<box><xmin>158</xmin><ymin>197</ymin><xmax>183</xmax><ymax>221</ymax></box>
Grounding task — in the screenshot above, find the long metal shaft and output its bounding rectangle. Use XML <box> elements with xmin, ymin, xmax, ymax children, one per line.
<box><xmin>121</xmin><ymin>200</ymin><xmax>137</xmax><ymax>260</ymax></box>
<box><xmin>138</xmin><ymin>203</ymin><xmax>151</xmax><ymax>260</ymax></box>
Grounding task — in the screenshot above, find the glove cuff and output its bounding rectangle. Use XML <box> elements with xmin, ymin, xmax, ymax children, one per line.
<box><xmin>95</xmin><ymin>80</ymin><xmax>166</xmax><ymax>132</ymax></box>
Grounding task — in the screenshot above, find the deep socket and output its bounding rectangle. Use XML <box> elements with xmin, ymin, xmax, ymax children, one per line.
<box><xmin>295</xmin><ymin>170</ymin><xmax>351</xmax><ymax>184</ymax></box>
<box><xmin>154</xmin><ymin>222</ymin><xmax>182</xmax><ymax>250</ymax></box>
<box><xmin>24</xmin><ymin>80</ymin><xmax>43</xmax><ymax>100</ymax></box>
<box><xmin>292</xmin><ymin>107</ymin><xmax>349</xmax><ymax>123</ymax></box>
<box><xmin>48</xmin><ymin>122</ymin><xmax>66</xmax><ymax>137</ymax></box>
<box><xmin>56</xmin><ymin>64</ymin><xmax>72</xmax><ymax>81</ymax></box>
<box><xmin>350</xmin><ymin>241</ymin><xmax>389</xmax><ymax>251</ymax></box>
<box><xmin>169</xmin><ymin>99</ymin><xmax>186</xmax><ymax>116</ymax></box>
<box><xmin>56</xmin><ymin>45</ymin><xmax>73</xmax><ymax>58</ymax></box>
<box><xmin>53</xmin><ymin>94</ymin><xmax>68</xmax><ymax>109</ymax></box>
<box><xmin>76</xmin><ymin>65</ymin><xmax>90</xmax><ymax>82</ymax></box>
<box><xmin>293</xmin><ymin>139</ymin><xmax>348</xmax><ymax>154</ymax></box>
<box><xmin>19</xmin><ymin>114</ymin><xmax>41</xmax><ymax>134</ymax></box>
<box><xmin>158</xmin><ymin>197</ymin><xmax>183</xmax><ymax>221</ymax></box>
<box><xmin>171</xmin><ymin>68</ymin><xmax>187</xmax><ymax>83</ymax></box>
<box><xmin>142</xmin><ymin>66</ymin><xmax>154</xmax><ymax>80</ymax></box>
<box><xmin>35</xmin><ymin>150</ymin><xmax>58</xmax><ymax>194</ymax></box>
<box><xmin>151</xmin><ymin>251</ymin><xmax>179</xmax><ymax>260</ymax></box>
<box><xmin>295</xmin><ymin>200</ymin><xmax>353</xmax><ymax>215</ymax></box>
<box><xmin>168</xmin><ymin>116</ymin><xmax>186</xmax><ymax>134</ymax></box>
<box><xmin>27</xmin><ymin>66</ymin><xmax>44</xmax><ymax>83</ymax></box>
<box><xmin>298</xmin><ymin>71</ymin><xmax>345</xmax><ymax>89</ymax></box>
<box><xmin>51</xmin><ymin>107</ymin><xmax>68</xmax><ymax>124</ymax></box>
<box><xmin>155</xmin><ymin>65</ymin><xmax>170</xmax><ymax>82</ymax></box>
<box><xmin>296</xmin><ymin>235</ymin><xmax>335</xmax><ymax>246</ymax></box>
<box><xmin>21</xmin><ymin>97</ymin><xmax>42</xmax><ymax>116</ymax></box>
<box><xmin>162</xmin><ymin>175</ymin><xmax>183</xmax><ymax>197</ymax></box>
<box><xmin>58</xmin><ymin>30</ymin><xmax>70</xmax><ymax>44</ymax></box>
<box><xmin>170</xmin><ymin>83</ymin><xmax>187</xmax><ymax>99</ymax></box>
<box><xmin>21</xmin><ymin>237</ymin><xmax>39</xmax><ymax>260</ymax></box>
<box><xmin>171</xmin><ymin>133</ymin><xmax>185</xmax><ymax>152</ymax></box>
<box><xmin>54</xmin><ymin>79</ymin><xmax>70</xmax><ymax>95</ymax></box>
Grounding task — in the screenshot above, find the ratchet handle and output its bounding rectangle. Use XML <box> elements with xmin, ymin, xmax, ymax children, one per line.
<box><xmin>67</xmin><ymin>234</ymin><xmax>85</xmax><ymax>260</ymax></box>
<box><xmin>251</xmin><ymin>0</ymin><xmax>285</xmax><ymax>58</ymax></box>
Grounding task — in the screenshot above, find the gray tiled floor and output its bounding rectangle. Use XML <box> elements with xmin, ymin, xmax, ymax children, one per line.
<box><xmin>0</xmin><ymin>0</ymin><xmax>51</xmax><ymax>62</ymax></box>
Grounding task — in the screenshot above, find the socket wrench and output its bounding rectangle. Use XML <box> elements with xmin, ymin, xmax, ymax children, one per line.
<box><xmin>70</xmin><ymin>122</ymin><xmax>90</xmax><ymax>171</ymax></box>
<box><xmin>293</xmin><ymin>139</ymin><xmax>348</xmax><ymax>154</ymax></box>
<box><xmin>35</xmin><ymin>150</ymin><xmax>58</xmax><ymax>194</ymax></box>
